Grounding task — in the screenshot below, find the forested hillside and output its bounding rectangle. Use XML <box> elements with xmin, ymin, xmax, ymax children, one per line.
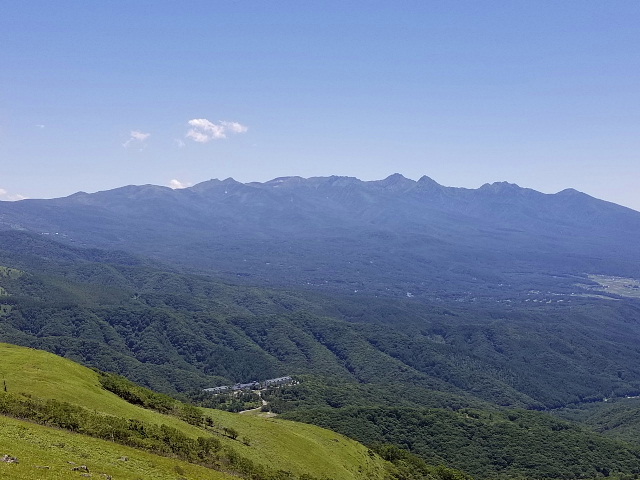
<box><xmin>2</xmin><ymin>175</ymin><xmax>640</xmax><ymax>300</ymax></box>
<box><xmin>3</xmin><ymin>231</ymin><xmax>640</xmax><ymax>478</ymax></box>
<box><xmin>2</xmin><ymin>231</ymin><xmax>640</xmax><ymax>409</ymax></box>
<box><xmin>284</xmin><ymin>406</ymin><xmax>640</xmax><ymax>479</ymax></box>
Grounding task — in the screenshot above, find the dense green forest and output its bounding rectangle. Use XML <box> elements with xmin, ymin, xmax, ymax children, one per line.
<box><xmin>554</xmin><ymin>397</ymin><xmax>640</xmax><ymax>444</ymax></box>
<box><xmin>3</xmin><ymin>231</ymin><xmax>640</xmax><ymax>478</ymax></box>
<box><xmin>2</xmin><ymin>231</ymin><xmax>640</xmax><ymax>410</ymax></box>
<box><xmin>283</xmin><ymin>406</ymin><xmax>640</xmax><ymax>479</ymax></box>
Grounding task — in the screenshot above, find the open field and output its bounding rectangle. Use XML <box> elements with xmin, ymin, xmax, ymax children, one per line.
<box><xmin>586</xmin><ymin>274</ymin><xmax>640</xmax><ymax>299</ymax></box>
<box><xmin>0</xmin><ymin>343</ymin><xmax>389</xmax><ymax>480</ymax></box>
<box><xmin>0</xmin><ymin>415</ymin><xmax>232</xmax><ymax>480</ymax></box>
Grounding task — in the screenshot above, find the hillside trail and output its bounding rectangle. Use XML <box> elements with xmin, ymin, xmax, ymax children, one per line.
<box><xmin>238</xmin><ymin>391</ymin><xmax>275</xmax><ymax>417</ymax></box>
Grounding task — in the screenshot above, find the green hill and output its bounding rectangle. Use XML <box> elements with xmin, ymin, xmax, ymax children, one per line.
<box><xmin>0</xmin><ymin>415</ymin><xmax>232</xmax><ymax>480</ymax></box>
<box><xmin>0</xmin><ymin>342</ymin><xmax>391</xmax><ymax>480</ymax></box>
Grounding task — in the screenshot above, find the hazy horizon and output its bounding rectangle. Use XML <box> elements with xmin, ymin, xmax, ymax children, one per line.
<box><xmin>3</xmin><ymin>172</ymin><xmax>638</xmax><ymax>215</ymax></box>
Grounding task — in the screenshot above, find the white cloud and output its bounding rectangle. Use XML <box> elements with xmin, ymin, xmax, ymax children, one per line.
<box><xmin>35</xmin><ymin>124</ymin><xmax>45</xmax><ymax>129</ymax></box>
<box><xmin>185</xmin><ymin>118</ymin><xmax>248</xmax><ymax>143</ymax></box>
<box><xmin>169</xmin><ymin>179</ymin><xmax>191</xmax><ymax>189</ymax></box>
<box><xmin>186</xmin><ymin>119</ymin><xmax>226</xmax><ymax>142</ymax></box>
<box><xmin>123</xmin><ymin>130</ymin><xmax>151</xmax><ymax>149</ymax></box>
<box><xmin>131</xmin><ymin>131</ymin><xmax>150</xmax><ymax>141</ymax></box>
<box><xmin>186</xmin><ymin>129</ymin><xmax>213</xmax><ymax>143</ymax></box>
<box><xmin>221</xmin><ymin>121</ymin><xmax>248</xmax><ymax>134</ymax></box>
<box><xmin>0</xmin><ymin>188</ymin><xmax>27</xmax><ymax>201</ymax></box>
<box><xmin>174</xmin><ymin>138</ymin><xmax>186</xmax><ymax>148</ymax></box>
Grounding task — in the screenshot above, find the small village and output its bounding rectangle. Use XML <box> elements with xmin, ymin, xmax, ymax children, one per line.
<box><xmin>203</xmin><ymin>376</ymin><xmax>295</xmax><ymax>394</ymax></box>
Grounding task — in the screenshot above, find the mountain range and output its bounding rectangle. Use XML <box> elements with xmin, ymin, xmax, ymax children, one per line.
<box><xmin>3</xmin><ymin>174</ymin><xmax>640</xmax><ymax>479</ymax></box>
<box><xmin>2</xmin><ymin>174</ymin><xmax>639</xmax><ymax>299</ymax></box>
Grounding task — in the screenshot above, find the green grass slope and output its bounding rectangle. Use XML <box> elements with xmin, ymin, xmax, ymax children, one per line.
<box><xmin>0</xmin><ymin>342</ymin><xmax>389</xmax><ymax>480</ymax></box>
<box><xmin>0</xmin><ymin>342</ymin><xmax>204</xmax><ymax>435</ymax></box>
<box><xmin>0</xmin><ymin>415</ymin><xmax>232</xmax><ymax>480</ymax></box>
<box><xmin>200</xmin><ymin>409</ymin><xmax>387</xmax><ymax>478</ymax></box>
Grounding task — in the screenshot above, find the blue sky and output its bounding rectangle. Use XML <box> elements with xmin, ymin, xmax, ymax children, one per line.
<box><xmin>1</xmin><ymin>1</ymin><xmax>639</xmax><ymax>210</ymax></box>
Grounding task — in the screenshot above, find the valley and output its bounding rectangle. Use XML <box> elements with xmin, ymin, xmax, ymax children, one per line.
<box><xmin>1</xmin><ymin>176</ymin><xmax>640</xmax><ymax>478</ymax></box>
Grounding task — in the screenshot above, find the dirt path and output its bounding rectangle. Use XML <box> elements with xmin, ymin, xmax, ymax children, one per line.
<box><xmin>238</xmin><ymin>405</ymin><xmax>262</xmax><ymax>415</ymax></box>
<box><xmin>238</xmin><ymin>392</ymin><xmax>276</xmax><ymax>417</ymax></box>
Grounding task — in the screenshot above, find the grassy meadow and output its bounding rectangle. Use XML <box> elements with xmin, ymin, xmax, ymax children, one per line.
<box><xmin>0</xmin><ymin>342</ymin><xmax>389</xmax><ymax>480</ymax></box>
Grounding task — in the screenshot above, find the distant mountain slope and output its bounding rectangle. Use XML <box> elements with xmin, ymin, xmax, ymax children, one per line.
<box><xmin>1</xmin><ymin>175</ymin><xmax>639</xmax><ymax>298</ymax></box>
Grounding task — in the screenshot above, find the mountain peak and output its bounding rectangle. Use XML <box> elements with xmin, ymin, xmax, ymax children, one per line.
<box><xmin>384</xmin><ymin>173</ymin><xmax>408</xmax><ymax>181</ymax></box>
<box><xmin>556</xmin><ymin>188</ymin><xmax>583</xmax><ymax>196</ymax></box>
<box><xmin>478</xmin><ymin>181</ymin><xmax>522</xmax><ymax>194</ymax></box>
<box><xmin>373</xmin><ymin>173</ymin><xmax>416</xmax><ymax>191</ymax></box>
<box><xmin>221</xmin><ymin>177</ymin><xmax>240</xmax><ymax>184</ymax></box>
<box><xmin>188</xmin><ymin>178</ymin><xmax>222</xmax><ymax>191</ymax></box>
<box><xmin>189</xmin><ymin>177</ymin><xmax>244</xmax><ymax>194</ymax></box>
<box><xmin>416</xmin><ymin>175</ymin><xmax>443</xmax><ymax>190</ymax></box>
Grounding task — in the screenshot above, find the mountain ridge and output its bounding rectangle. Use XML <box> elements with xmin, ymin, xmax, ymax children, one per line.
<box><xmin>2</xmin><ymin>173</ymin><xmax>632</xmax><ymax>207</ymax></box>
<box><xmin>1</xmin><ymin>174</ymin><xmax>639</xmax><ymax>299</ymax></box>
